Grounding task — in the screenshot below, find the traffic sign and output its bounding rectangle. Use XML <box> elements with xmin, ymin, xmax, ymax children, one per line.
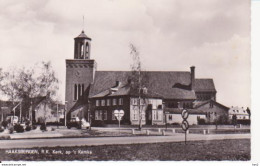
<box><xmin>114</xmin><ymin>110</ymin><xmax>124</xmax><ymax>120</ymax></box>
<box><xmin>114</xmin><ymin>109</ymin><xmax>125</xmax><ymax>135</ymax></box>
<box><xmin>181</xmin><ymin>109</ymin><xmax>190</xmax><ymax>145</ymax></box>
<box><xmin>181</xmin><ymin>120</ymin><xmax>189</xmax><ymax>131</ymax></box>
<box><xmin>181</xmin><ymin>109</ymin><xmax>189</xmax><ymax>120</ymax></box>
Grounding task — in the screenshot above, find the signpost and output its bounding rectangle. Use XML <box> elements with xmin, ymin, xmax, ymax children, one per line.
<box><xmin>181</xmin><ymin>109</ymin><xmax>189</xmax><ymax>145</ymax></box>
<box><xmin>114</xmin><ymin>109</ymin><xmax>125</xmax><ymax>134</ymax></box>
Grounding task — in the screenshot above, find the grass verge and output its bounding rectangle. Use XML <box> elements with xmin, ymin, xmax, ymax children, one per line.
<box><xmin>0</xmin><ymin>139</ymin><xmax>250</xmax><ymax>161</ymax></box>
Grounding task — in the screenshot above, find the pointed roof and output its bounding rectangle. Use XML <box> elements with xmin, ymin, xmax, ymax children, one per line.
<box><xmin>74</xmin><ymin>30</ymin><xmax>91</xmax><ymax>40</ymax></box>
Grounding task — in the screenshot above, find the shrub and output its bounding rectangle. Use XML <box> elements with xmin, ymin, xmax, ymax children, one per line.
<box><xmin>1</xmin><ymin>121</ymin><xmax>8</xmax><ymax>129</ymax></box>
<box><xmin>25</xmin><ymin>126</ymin><xmax>31</xmax><ymax>131</ymax></box>
<box><xmin>14</xmin><ymin>124</ymin><xmax>24</xmax><ymax>133</ymax></box>
<box><xmin>40</xmin><ymin>124</ymin><xmax>47</xmax><ymax>131</ymax></box>
<box><xmin>198</xmin><ymin>118</ymin><xmax>206</xmax><ymax>125</ymax></box>
<box><xmin>91</xmin><ymin>121</ymin><xmax>105</xmax><ymax>127</ymax></box>
<box><xmin>8</xmin><ymin>126</ymin><xmax>14</xmax><ymax>134</ymax></box>
<box><xmin>25</xmin><ymin>120</ymin><xmax>30</xmax><ymax>126</ymax></box>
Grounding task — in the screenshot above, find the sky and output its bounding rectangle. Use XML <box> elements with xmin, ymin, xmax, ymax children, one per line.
<box><xmin>0</xmin><ymin>0</ymin><xmax>250</xmax><ymax>107</ymax></box>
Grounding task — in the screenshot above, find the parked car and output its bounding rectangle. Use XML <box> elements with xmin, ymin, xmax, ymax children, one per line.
<box><xmin>6</xmin><ymin>116</ymin><xmax>19</xmax><ymax>124</ymax></box>
<box><xmin>67</xmin><ymin>117</ymin><xmax>90</xmax><ymax>129</ymax></box>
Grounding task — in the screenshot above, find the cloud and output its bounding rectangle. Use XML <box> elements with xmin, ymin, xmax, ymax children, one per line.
<box><xmin>0</xmin><ymin>0</ymin><xmax>250</xmax><ymax>107</ymax></box>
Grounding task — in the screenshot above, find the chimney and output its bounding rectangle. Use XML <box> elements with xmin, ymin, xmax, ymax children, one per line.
<box><xmin>115</xmin><ymin>81</ymin><xmax>121</xmax><ymax>87</ymax></box>
<box><xmin>190</xmin><ymin>66</ymin><xmax>195</xmax><ymax>90</ymax></box>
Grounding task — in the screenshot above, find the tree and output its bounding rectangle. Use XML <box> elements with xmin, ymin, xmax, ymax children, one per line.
<box><xmin>129</xmin><ymin>44</ymin><xmax>149</xmax><ymax>130</ymax></box>
<box><xmin>232</xmin><ymin>114</ymin><xmax>237</xmax><ymax>130</ymax></box>
<box><xmin>0</xmin><ymin>61</ymin><xmax>59</xmax><ymax>122</ymax></box>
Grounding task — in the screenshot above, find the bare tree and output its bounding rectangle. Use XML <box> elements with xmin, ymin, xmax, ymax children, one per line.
<box><xmin>129</xmin><ymin>44</ymin><xmax>149</xmax><ymax>130</ymax></box>
<box><xmin>0</xmin><ymin>61</ymin><xmax>59</xmax><ymax>123</ymax></box>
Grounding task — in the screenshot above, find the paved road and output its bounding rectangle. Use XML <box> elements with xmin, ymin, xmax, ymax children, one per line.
<box><xmin>0</xmin><ymin>133</ymin><xmax>250</xmax><ymax>149</ymax></box>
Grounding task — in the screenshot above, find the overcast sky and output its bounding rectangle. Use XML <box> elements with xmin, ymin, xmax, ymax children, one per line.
<box><xmin>0</xmin><ymin>0</ymin><xmax>250</xmax><ymax>107</ymax></box>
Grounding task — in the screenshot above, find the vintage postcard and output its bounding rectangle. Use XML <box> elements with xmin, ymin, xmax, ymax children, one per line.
<box><xmin>0</xmin><ymin>0</ymin><xmax>253</xmax><ymax>165</ymax></box>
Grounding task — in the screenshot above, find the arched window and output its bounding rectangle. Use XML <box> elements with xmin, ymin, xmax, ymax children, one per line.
<box><xmin>78</xmin><ymin>84</ymin><xmax>81</xmax><ymax>99</ymax></box>
<box><xmin>85</xmin><ymin>42</ymin><xmax>89</xmax><ymax>59</ymax></box>
<box><xmin>74</xmin><ymin>84</ymin><xmax>78</xmax><ymax>100</ymax></box>
<box><xmin>80</xmin><ymin>44</ymin><xmax>84</xmax><ymax>59</ymax></box>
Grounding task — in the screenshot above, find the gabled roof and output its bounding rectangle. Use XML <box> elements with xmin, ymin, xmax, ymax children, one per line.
<box><xmin>194</xmin><ymin>79</ymin><xmax>216</xmax><ymax>92</ymax></box>
<box><xmin>193</xmin><ymin>99</ymin><xmax>229</xmax><ymax>111</ymax></box>
<box><xmin>89</xmin><ymin>71</ymin><xmax>197</xmax><ymax>100</ymax></box>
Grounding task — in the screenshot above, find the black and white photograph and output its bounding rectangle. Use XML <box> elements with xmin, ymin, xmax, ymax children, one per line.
<box><xmin>0</xmin><ymin>0</ymin><xmax>256</xmax><ymax>165</ymax></box>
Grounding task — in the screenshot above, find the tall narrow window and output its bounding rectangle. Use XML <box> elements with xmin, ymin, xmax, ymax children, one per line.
<box><xmin>85</xmin><ymin>43</ymin><xmax>89</xmax><ymax>59</ymax></box>
<box><xmin>119</xmin><ymin>98</ymin><xmax>123</xmax><ymax>105</ymax></box>
<box><xmin>81</xmin><ymin>44</ymin><xmax>84</xmax><ymax>59</ymax></box>
<box><xmin>101</xmin><ymin>100</ymin><xmax>105</xmax><ymax>106</ymax></box>
<box><xmin>74</xmin><ymin>84</ymin><xmax>77</xmax><ymax>100</ymax></box>
<box><xmin>103</xmin><ymin>110</ymin><xmax>107</xmax><ymax>120</ymax></box>
<box><xmin>113</xmin><ymin>98</ymin><xmax>117</xmax><ymax>106</ymax></box>
<box><xmin>112</xmin><ymin>111</ymin><xmax>116</xmax><ymax>120</ymax></box>
<box><xmin>107</xmin><ymin>99</ymin><xmax>111</xmax><ymax>106</ymax></box>
<box><xmin>96</xmin><ymin>100</ymin><xmax>100</xmax><ymax>106</ymax></box>
<box><xmin>78</xmin><ymin>84</ymin><xmax>81</xmax><ymax>99</ymax></box>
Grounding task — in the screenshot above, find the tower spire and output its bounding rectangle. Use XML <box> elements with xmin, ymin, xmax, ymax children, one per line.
<box><xmin>82</xmin><ymin>15</ymin><xmax>85</xmax><ymax>33</ymax></box>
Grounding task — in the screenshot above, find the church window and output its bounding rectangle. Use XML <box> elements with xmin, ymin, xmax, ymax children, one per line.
<box><xmin>168</xmin><ymin>115</ymin><xmax>172</xmax><ymax>120</ymax></box>
<box><xmin>112</xmin><ymin>111</ymin><xmax>116</xmax><ymax>120</ymax></box>
<box><xmin>103</xmin><ymin>110</ymin><xmax>107</xmax><ymax>120</ymax></box>
<box><xmin>113</xmin><ymin>98</ymin><xmax>117</xmax><ymax>105</ymax></box>
<box><xmin>78</xmin><ymin>84</ymin><xmax>81</xmax><ymax>99</ymax></box>
<box><xmin>80</xmin><ymin>44</ymin><xmax>84</xmax><ymax>59</ymax></box>
<box><xmin>101</xmin><ymin>100</ymin><xmax>105</xmax><ymax>106</ymax></box>
<box><xmin>96</xmin><ymin>100</ymin><xmax>100</xmax><ymax>106</ymax></box>
<box><xmin>95</xmin><ymin>110</ymin><xmax>102</xmax><ymax>120</ymax></box>
<box><xmin>119</xmin><ymin>98</ymin><xmax>123</xmax><ymax>105</ymax></box>
<box><xmin>85</xmin><ymin>43</ymin><xmax>89</xmax><ymax>59</ymax></box>
<box><xmin>107</xmin><ymin>99</ymin><xmax>111</xmax><ymax>106</ymax></box>
<box><xmin>74</xmin><ymin>84</ymin><xmax>78</xmax><ymax>100</ymax></box>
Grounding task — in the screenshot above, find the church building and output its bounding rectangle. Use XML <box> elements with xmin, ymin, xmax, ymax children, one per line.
<box><xmin>65</xmin><ymin>30</ymin><xmax>226</xmax><ymax>126</ymax></box>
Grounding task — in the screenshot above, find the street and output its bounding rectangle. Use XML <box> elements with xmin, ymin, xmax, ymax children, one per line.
<box><xmin>0</xmin><ymin>133</ymin><xmax>250</xmax><ymax>149</ymax></box>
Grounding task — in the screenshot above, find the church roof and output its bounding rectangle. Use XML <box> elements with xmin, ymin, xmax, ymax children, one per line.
<box><xmin>89</xmin><ymin>71</ymin><xmax>199</xmax><ymax>100</ymax></box>
<box><xmin>91</xmin><ymin>83</ymin><xmax>164</xmax><ymax>99</ymax></box>
<box><xmin>194</xmin><ymin>79</ymin><xmax>216</xmax><ymax>92</ymax></box>
<box><xmin>74</xmin><ymin>30</ymin><xmax>91</xmax><ymax>40</ymax></box>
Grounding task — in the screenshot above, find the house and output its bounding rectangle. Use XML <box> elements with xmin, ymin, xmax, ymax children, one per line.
<box><xmin>65</xmin><ymin>30</ymin><xmax>227</xmax><ymax>125</ymax></box>
<box><xmin>193</xmin><ymin>100</ymin><xmax>229</xmax><ymax>123</ymax></box>
<box><xmin>164</xmin><ymin>108</ymin><xmax>206</xmax><ymax>125</ymax></box>
<box><xmin>228</xmin><ymin>106</ymin><xmax>250</xmax><ymax>124</ymax></box>
<box><xmin>35</xmin><ymin>101</ymin><xmax>65</xmax><ymax>123</ymax></box>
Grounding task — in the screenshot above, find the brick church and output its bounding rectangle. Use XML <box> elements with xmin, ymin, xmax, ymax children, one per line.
<box><xmin>65</xmin><ymin>30</ymin><xmax>228</xmax><ymax>125</ymax></box>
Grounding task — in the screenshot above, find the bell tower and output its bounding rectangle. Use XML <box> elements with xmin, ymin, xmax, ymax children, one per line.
<box><xmin>65</xmin><ymin>30</ymin><xmax>96</xmax><ymax>117</ymax></box>
<box><xmin>74</xmin><ymin>30</ymin><xmax>91</xmax><ymax>59</ymax></box>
